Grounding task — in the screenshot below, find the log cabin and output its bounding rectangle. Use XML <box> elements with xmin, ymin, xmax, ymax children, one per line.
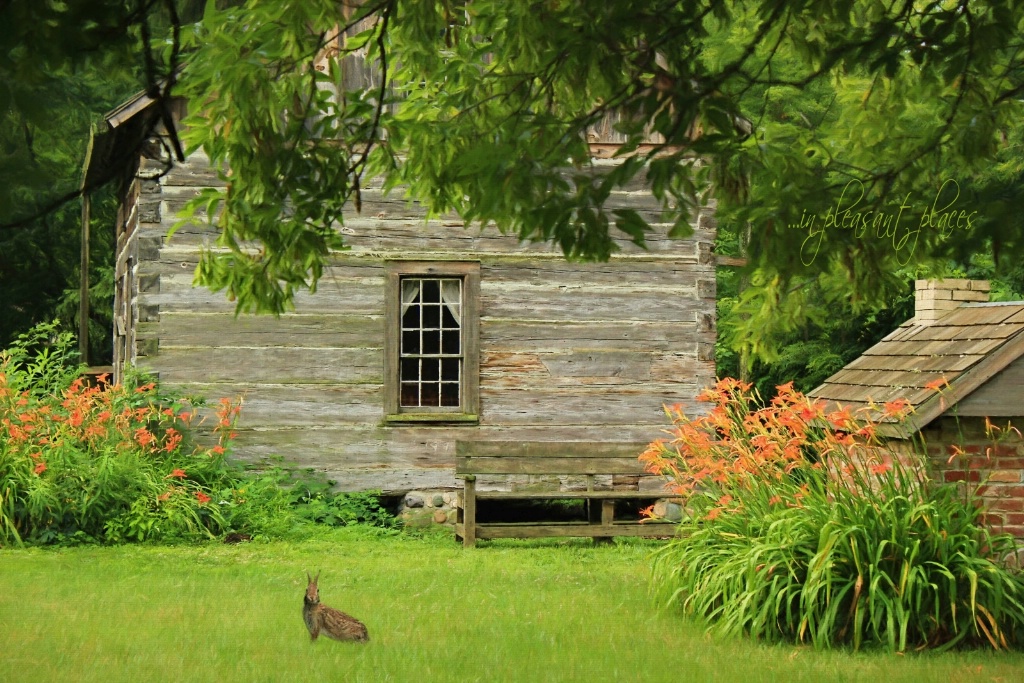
<box><xmin>80</xmin><ymin>89</ymin><xmax>717</xmax><ymax>520</ymax></box>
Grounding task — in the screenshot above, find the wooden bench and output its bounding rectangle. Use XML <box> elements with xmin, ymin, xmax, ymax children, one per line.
<box><xmin>454</xmin><ymin>441</ymin><xmax>675</xmax><ymax>547</ymax></box>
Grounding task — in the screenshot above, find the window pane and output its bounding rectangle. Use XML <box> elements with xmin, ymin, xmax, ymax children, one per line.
<box><xmin>441</xmin><ymin>305</ymin><xmax>460</xmax><ymax>329</ymax></box>
<box><xmin>400</xmin><ymin>358</ymin><xmax>419</xmax><ymax>383</ymax></box>
<box><xmin>422</xmin><ymin>280</ymin><xmax>440</xmax><ymax>303</ymax></box>
<box><xmin>400</xmin><ymin>382</ymin><xmax>419</xmax><ymax>407</ymax></box>
<box><xmin>441</xmin><ymin>330</ymin><xmax>459</xmax><ymax>355</ymax></box>
<box><xmin>423</xmin><ymin>304</ymin><xmax>440</xmax><ymax>328</ymax></box>
<box><xmin>441</xmin><ymin>358</ymin><xmax>460</xmax><ymax>382</ymax></box>
<box><xmin>421</xmin><ymin>383</ymin><xmax>440</xmax><ymax>406</ymax></box>
<box><xmin>422</xmin><ymin>328</ymin><xmax>440</xmax><ymax>354</ymax></box>
<box><xmin>402</xmin><ymin>330</ymin><xmax>420</xmax><ymax>354</ymax></box>
<box><xmin>422</xmin><ymin>359</ymin><xmax>440</xmax><ymax>381</ymax></box>
<box><xmin>441</xmin><ymin>382</ymin><xmax>460</xmax><ymax>406</ymax></box>
<box><xmin>401</xmin><ymin>304</ymin><xmax>420</xmax><ymax>329</ymax></box>
<box><xmin>402</xmin><ymin>279</ymin><xmax>421</xmax><ymax>303</ymax></box>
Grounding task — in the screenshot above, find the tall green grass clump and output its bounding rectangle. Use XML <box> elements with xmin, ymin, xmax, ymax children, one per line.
<box><xmin>0</xmin><ymin>323</ymin><xmax>395</xmax><ymax>546</ymax></box>
<box><xmin>642</xmin><ymin>378</ymin><xmax>1024</xmax><ymax>652</ymax></box>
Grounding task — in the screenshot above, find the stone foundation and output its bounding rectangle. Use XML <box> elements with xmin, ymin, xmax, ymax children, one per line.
<box><xmin>396</xmin><ymin>487</ymin><xmax>684</xmax><ymax>528</ymax></box>
<box><xmin>397</xmin><ymin>490</ymin><xmax>460</xmax><ymax>528</ymax></box>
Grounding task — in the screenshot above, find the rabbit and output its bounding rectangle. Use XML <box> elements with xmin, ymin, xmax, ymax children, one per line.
<box><xmin>303</xmin><ymin>571</ymin><xmax>370</xmax><ymax>643</ymax></box>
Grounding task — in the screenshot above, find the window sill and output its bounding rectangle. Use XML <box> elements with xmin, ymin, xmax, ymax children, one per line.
<box><xmin>384</xmin><ymin>413</ymin><xmax>479</xmax><ymax>425</ymax></box>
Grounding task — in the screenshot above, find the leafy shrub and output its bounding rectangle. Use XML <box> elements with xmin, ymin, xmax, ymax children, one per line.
<box><xmin>253</xmin><ymin>458</ymin><xmax>399</xmax><ymax>530</ymax></box>
<box><xmin>0</xmin><ymin>323</ymin><xmax>395</xmax><ymax>546</ymax></box>
<box><xmin>642</xmin><ymin>378</ymin><xmax>1024</xmax><ymax>652</ymax></box>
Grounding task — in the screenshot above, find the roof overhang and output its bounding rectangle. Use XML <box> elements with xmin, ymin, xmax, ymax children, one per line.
<box><xmin>81</xmin><ymin>89</ymin><xmax>164</xmax><ymax>192</ymax></box>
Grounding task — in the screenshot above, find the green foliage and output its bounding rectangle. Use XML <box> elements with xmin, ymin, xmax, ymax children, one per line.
<box><xmin>0</xmin><ymin>323</ymin><xmax>396</xmax><ymax>546</ymax></box>
<box><xmin>643</xmin><ymin>379</ymin><xmax>1024</xmax><ymax>651</ymax></box>
<box><xmin>0</xmin><ymin>0</ymin><xmax>149</xmax><ymax>362</ymax></box>
<box><xmin>5</xmin><ymin>1</ymin><xmax>1024</xmax><ymax>367</ymax></box>
<box><xmin>256</xmin><ymin>459</ymin><xmax>400</xmax><ymax>530</ymax></box>
<box><xmin>713</xmin><ymin>212</ymin><xmax>1024</xmax><ymax>390</ymax></box>
<box><xmin>715</xmin><ymin>262</ymin><xmax>918</xmax><ymax>393</ymax></box>
<box><xmin>177</xmin><ymin>0</ymin><xmax>1024</xmax><ymax>361</ymax></box>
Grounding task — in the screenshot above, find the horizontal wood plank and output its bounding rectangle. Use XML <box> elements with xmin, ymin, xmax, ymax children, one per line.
<box><xmin>479</xmin><ymin>390</ymin><xmax>704</xmax><ymax>426</ymax></box>
<box><xmin>141</xmin><ymin>347</ymin><xmax>382</xmax><ymax>384</ymax></box>
<box><xmin>480</xmin><ymin>320</ymin><xmax>698</xmax><ymax>352</ymax></box>
<box><xmin>480</xmin><ymin>288</ymin><xmax>705</xmax><ymax>323</ymax></box>
<box><xmin>956</xmin><ymin>355</ymin><xmax>1024</xmax><ymax>416</ymax></box>
<box><xmin>540</xmin><ymin>351</ymin><xmax>652</xmax><ymax>379</ymax></box>
<box><xmin>456</xmin><ymin>441</ymin><xmax>647</xmax><ymax>458</ymax></box>
<box><xmin>138</xmin><ymin>313</ymin><xmax>383</xmax><ymax>349</ymax></box>
<box><xmin>141</xmin><ymin>274</ymin><xmax>385</xmax><ymax>314</ymax></box>
<box><xmin>162</xmin><ymin>206</ymin><xmax>714</xmax><ymax>256</ymax></box>
<box><xmin>471</xmin><ymin>523</ymin><xmax>675</xmax><ymax>539</ymax></box>
<box><xmin>473</xmin><ymin>490</ymin><xmax>660</xmax><ymax>500</ymax></box>
<box><xmin>456</xmin><ymin>456</ymin><xmax>648</xmax><ymax>475</ymax></box>
<box><xmin>482</xmin><ymin>261</ymin><xmax>713</xmax><ymax>288</ymax></box>
<box><xmin>189</xmin><ymin>385</ymin><xmax>384</xmax><ymax>427</ymax></box>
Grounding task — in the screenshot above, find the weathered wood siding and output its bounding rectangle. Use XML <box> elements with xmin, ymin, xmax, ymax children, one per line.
<box><xmin>111</xmin><ymin>164</ymin><xmax>145</xmax><ymax>383</ymax></box>
<box><xmin>955</xmin><ymin>354</ymin><xmax>1024</xmax><ymax>417</ymax></box>
<box><xmin>130</xmin><ymin>151</ymin><xmax>715</xmax><ymax>493</ymax></box>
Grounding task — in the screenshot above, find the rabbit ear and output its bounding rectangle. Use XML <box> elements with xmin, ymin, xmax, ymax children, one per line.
<box><xmin>314</xmin><ymin>570</ymin><xmax>321</xmax><ymax>584</ymax></box>
<box><xmin>306</xmin><ymin>571</ymin><xmax>312</xmax><ymax>584</ymax></box>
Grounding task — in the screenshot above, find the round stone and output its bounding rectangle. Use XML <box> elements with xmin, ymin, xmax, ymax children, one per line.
<box><xmin>404</xmin><ymin>493</ymin><xmax>425</xmax><ymax>509</ymax></box>
<box><xmin>664</xmin><ymin>502</ymin><xmax>683</xmax><ymax>522</ymax></box>
<box><xmin>433</xmin><ymin>510</ymin><xmax>448</xmax><ymax>524</ymax></box>
<box><xmin>432</xmin><ymin>494</ymin><xmax>445</xmax><ymax>508</ymax></box>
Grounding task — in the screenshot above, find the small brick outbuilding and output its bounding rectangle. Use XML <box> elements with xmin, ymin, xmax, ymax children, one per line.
<box><xmin>810</xmin><ymin>279</ymin><xmax>1024</xmax><ymax>538</ymax></box>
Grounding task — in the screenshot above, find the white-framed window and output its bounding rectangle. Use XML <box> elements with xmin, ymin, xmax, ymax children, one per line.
<box><xmin>384</xmin><ymin>261</ymin><xmax>479</xmax><ymax>422</ymax></box>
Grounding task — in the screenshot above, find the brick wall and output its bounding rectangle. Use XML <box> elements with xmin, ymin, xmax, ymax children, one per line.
<box><xmin>921</xmin><ymin>416</ymin><xmax>1024</xmax><ymax>539</ymax></box>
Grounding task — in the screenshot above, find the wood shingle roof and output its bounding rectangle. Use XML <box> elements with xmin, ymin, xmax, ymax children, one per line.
<box><xmin>808</xmin><ymin>301</ymin><xmax>1024</xmax><ymax>433</ymax></box>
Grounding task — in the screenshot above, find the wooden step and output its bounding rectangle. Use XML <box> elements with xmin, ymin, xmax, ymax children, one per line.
<box><xmin>456</xmin><ymin>521</ymin><xmax>676</xmax><ymax>540</ymax></box>
<box><xmin>473</xmin><ymin>490</ymin><xmax>663</xmax><ymax>500</ymax></box>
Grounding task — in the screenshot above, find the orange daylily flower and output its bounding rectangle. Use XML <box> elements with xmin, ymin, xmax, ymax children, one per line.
<box><xmin>881</xmin><ymin>398</ymin><xmax>911</xmax><ymax>419</ymax></box>
<box><xmin>134</xmin><ymin>428</ymin><xmax>156</xmax><ymax>447</ymax></box>
<box><xmin>827</xmin><ymin>406</ymin><xmax>855</xmax><ymax>430</ymax></box>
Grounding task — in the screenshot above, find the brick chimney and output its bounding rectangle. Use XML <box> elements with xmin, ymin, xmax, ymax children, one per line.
<box><xmin>915</xmin><ymin>279</ymin><xmax>990</xmax><ymax>324</ymax></box>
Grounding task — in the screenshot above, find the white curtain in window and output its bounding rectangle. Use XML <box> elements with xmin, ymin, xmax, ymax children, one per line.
<box><xmin>401</xmin><ymin>280</ymin><xmax>421</xmax><ymax>318</ymax></box>
<box><xmin>440</xmin><ymin>280</ymin><xmax>461</xmax><ymax>326</ymax></box>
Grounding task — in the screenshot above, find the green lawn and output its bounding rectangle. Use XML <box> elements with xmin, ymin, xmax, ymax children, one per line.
<box><xmin>2</xmin><ymin>528</ymin><xmax>1023</xmax><ymax>683</ymax></box>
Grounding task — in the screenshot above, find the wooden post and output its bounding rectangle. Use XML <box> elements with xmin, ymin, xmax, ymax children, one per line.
<box><xmin>463</xmin><ymin>475</ymin><xmax>477</xmax><ymax>548</ymax></box>
<box><xmin>585</xmin><ymin>474</ymin><xmax>596</xmax><ymax>524</ymax></box>
<box><xmin>79</xmin><ymin>192</ymin><xmax>91</xmax><ymax>366</ymax></box>
<box><xmin>78</xmin><ymin>126</ymin><xmax>96</xmax><ymax>368</ymax></box>
<box><xmin>601</xmin><ymin>500</ymin><xmax>615</xmax><ymax>526</ymax></box>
